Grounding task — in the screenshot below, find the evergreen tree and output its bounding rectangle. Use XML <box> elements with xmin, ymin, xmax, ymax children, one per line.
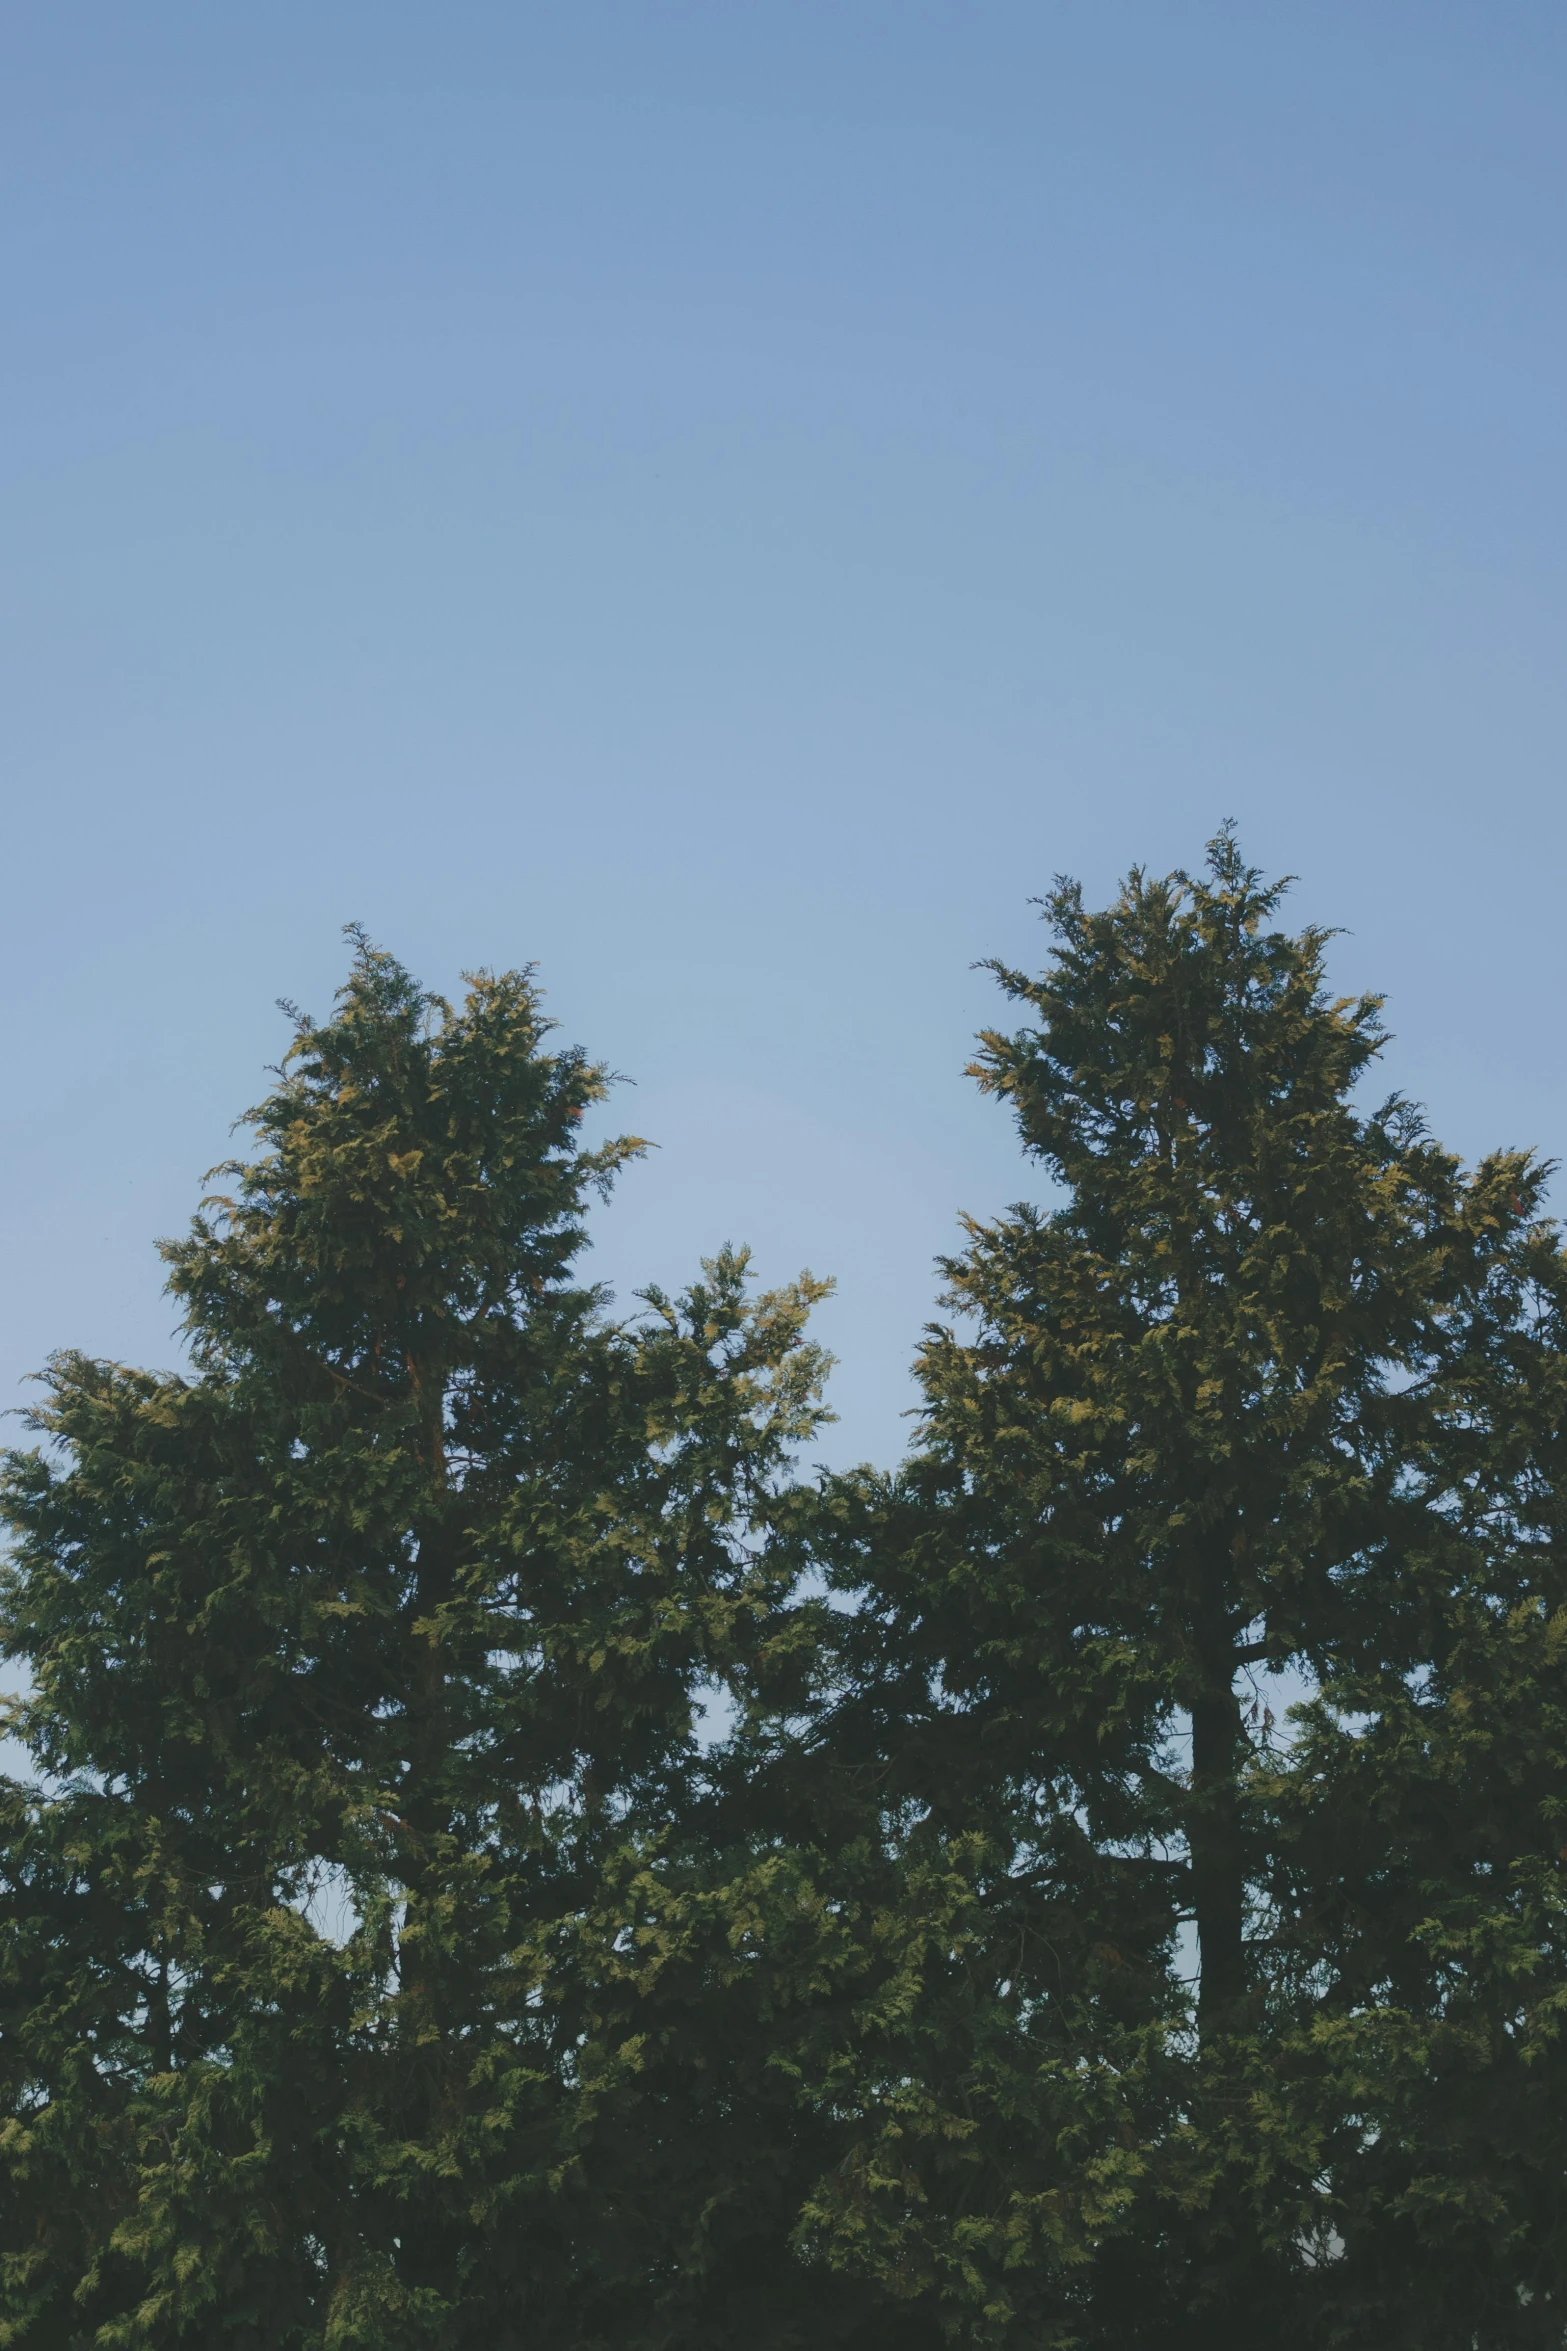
<box><xmin>800</xmin><ymin>831</ymin><xmax>1567</xmax><ymax>2346</ymax></box>
<box><xmin>0</xmin><ymin>937</ymin><xmax>858</xmax><ymax>2349</ymax></box>
<box><xmin>7</xmin><ymin>860</ymin><xmax>1566</xmax><ymax>2351</ymax></box>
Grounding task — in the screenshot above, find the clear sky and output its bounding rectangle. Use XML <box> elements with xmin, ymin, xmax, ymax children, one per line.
<box><xmin>4</xmin><ymin>1</ymin><xmax>1566</xmax><ymax>1469</ymax></box>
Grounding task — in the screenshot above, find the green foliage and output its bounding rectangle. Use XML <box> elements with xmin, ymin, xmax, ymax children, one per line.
<box><xmin>0</xmin><ymin>938</ymin><xmax>858</xmax><ymax>2347</ymax></box>
<box><xmin>6</xmin><ymin>845</ymin><xmax>1567</xmax><ymax>2348</ymax></box>
<box><xmin>796</xmin><ymin>832</ymin><xmax>1567</xmax><ymax>2345</ymax></box>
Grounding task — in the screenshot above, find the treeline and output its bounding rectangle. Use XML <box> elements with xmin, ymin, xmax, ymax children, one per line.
<box><xmin>3</xmin><ymin>833</ymin><xmax>1566</xmax><ymax>2350</ymax></box>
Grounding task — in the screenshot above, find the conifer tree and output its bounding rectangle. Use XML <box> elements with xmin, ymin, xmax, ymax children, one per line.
<box><xmin>0</xmin><ymin>937</ymin><xmax>853</xmax><ymax>2349</ymax></box>
<box><xmin>801</xmin><ymin>832</ymin><xmax>1567</xmax><ymax>2347</ymax></box>
<box><xmin>7</xmin><ymin>865</ymin><xmax>1566</xmax><ymax>2351</ymax></box>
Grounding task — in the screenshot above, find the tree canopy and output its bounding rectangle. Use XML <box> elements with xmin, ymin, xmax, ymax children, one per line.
<box><xmin>4</xmin><ymin>840</ymin><xmax>1566</xmax><ymax>2348</ymax></box>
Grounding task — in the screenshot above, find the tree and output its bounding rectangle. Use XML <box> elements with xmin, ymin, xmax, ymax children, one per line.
<box><xmin>8</xmin><ymin>856</ymin><xmax>1567</xmax><ymax>2351</ymax></box>
<box><xmin>0</xmin><ymin>936</ymin><xmax>860</xmax><ymax>2349</ymax></box>
<box><xmin>800</xmin><ymin>831</ymin><xmax>1567</xmax><ymax>2346</ymax></box>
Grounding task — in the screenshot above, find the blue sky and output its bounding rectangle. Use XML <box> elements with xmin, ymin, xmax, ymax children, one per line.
<box><xmin>4</xmin><ymin>1</ymin><xmax>1566</xmax><ymax>1467</ymax></box>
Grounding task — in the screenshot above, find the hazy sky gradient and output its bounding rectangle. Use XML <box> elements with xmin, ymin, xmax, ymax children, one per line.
<box><xmin>5</xmin><ymin>1</ymin><xmax>1565</xmax><ymax>1465</ymax></box>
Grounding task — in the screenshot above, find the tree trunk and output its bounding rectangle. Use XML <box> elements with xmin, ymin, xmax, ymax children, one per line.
<box><xmin>1189</xmin><ymin>1672</ymin><xmax>1246</xmax><ymax>2040</ymax></box>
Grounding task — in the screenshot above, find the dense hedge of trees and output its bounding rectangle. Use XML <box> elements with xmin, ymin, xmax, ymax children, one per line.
<box><xmin>4</xmin><ymin>834</ymin><xmax>1566</xmax><ymax>2348</ymax></box>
